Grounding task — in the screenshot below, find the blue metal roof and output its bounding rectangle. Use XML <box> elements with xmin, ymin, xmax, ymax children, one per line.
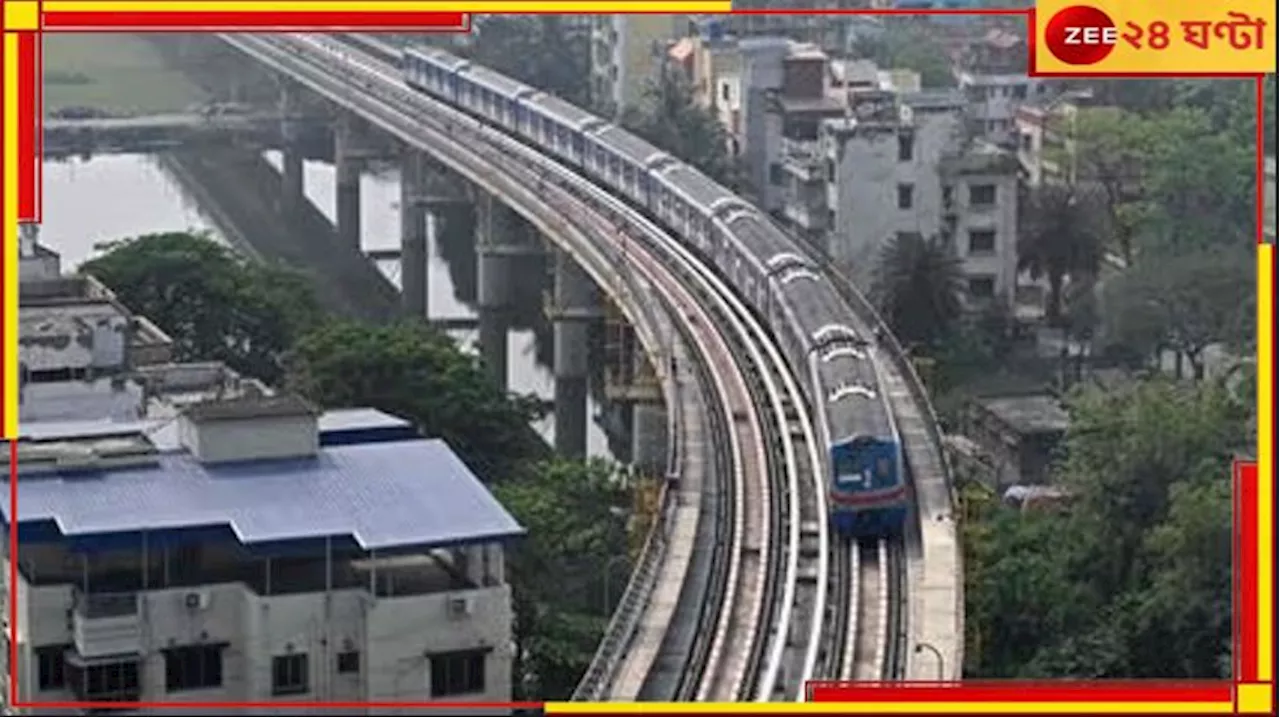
<box><xmin>5</xmin><ymin>439</ymin><xmax>524</xmax><ymax>551</ymax></box>
<box><xmin>316</xmin><ymin>408</ymin><xmax>418</xmax><ymax>446</ymax></box>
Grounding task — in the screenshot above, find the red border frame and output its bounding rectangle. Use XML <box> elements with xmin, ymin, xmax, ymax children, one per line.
<box><xmin>2</xmin><ymin>4</ymin><xmax>1273</xmax><ymax>713</ymax></box>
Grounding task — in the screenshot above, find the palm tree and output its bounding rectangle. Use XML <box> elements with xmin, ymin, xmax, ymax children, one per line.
<box><xmin>872</xmin><ymin>232</ymin><xmax>966</xmax><ymax>349</ymax></box>
<box><xmin>1017</xmin><ymin>183</ymin><xmax>1106</xmax><ymax>325</ymax></box>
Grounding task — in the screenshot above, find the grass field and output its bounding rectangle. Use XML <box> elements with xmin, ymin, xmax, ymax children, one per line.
<box><xmin>43</xmin><ymin>34</ymin><xmax>208</xmax><ymax>115</ymax></box>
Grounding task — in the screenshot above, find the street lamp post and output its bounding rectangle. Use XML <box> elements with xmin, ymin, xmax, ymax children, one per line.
<box><xmin>914</xmin><ymin>642</ymin><xmax>946</xmax><ymax>682</ymax></box>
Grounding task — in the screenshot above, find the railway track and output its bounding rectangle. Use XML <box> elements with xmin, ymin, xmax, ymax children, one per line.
<box><xmin>232</xmin><ymin>32</ymin><xmax>916</xmax><ymax>700</ymax></box>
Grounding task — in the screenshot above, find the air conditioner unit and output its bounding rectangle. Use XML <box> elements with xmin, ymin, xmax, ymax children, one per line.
<box><xmin>183</xmin><ymin>591</ymin><xmax>210</xmax><ymax>611</ymax></box>
<box><xmin>446</xmin><ymin>596</ymin><xmax>472</xmax><ymax>618</ymax></box>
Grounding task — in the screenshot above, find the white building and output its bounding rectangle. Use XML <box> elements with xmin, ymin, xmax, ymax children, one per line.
<box><xmin>953</xmin><ymin>29</ymin><xmax>1050</xmax><ymax>145</ymax></box>
<box><xmin>781</xmin><ymin>87</ymin><xmax>1020</xmax><ymax>311</ymax></box>
<box><xmin>2</xmin><ymin>394</ymin><xmax>524</xmax><ymax>713</ymax></box>
<box><xmin>589</xmin><ymin>14</ymin><xmax>684</xmax><ymax>117</ymax></box>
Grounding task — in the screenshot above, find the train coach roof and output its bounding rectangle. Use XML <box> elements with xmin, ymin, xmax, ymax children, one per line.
<box><xmin>525</xmin><ymin>92</ymin><xmax>602</xmax><ymax>130</ymax></box>
<box><xmin>405</xmin><ymin>47</ymin><xmax>470</xmax><ymax>71</ymax></box>
<box><xmin>819</xmin><ymin>348</ymin><xmax>895</xmax><ymax>441</ymax></box>
<box><xmin>661</xmin><ymin>164</ymin><xmax>737</xmax><ymax>209</ymax></box>
<box><xmin>463</xmin><ymin>64</ymin><xmax>533</xmax><ymax>98</ymax></box>
<box><xmin>725</xmin><ymin>210</ymin><xmax>794</xmax><ymax>260</ymax></box>
<box><xmin>592</xmin><ymin>124</ymin><xmax>669</xmax><ymax>167</ymax></box>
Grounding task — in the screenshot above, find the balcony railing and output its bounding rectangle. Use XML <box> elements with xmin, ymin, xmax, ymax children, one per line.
<box><xmin>72</xmin><ymin>590</ymin><xmax>142</xmax><ymax>659</ymax></box>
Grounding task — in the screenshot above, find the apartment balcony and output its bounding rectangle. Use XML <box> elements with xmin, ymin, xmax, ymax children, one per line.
<box><xmin>72</xmin><ymin>590</ymin><xmax>142</xmax><ymax>659</ymax></box>
<box><xmin>782</xmin><ymin>195</ymin><xmax>829</xmax><ymax>233</ymax></box>
<box><xmin>781</xmin><ymin>138</ymin><xmax>826</xmax><ymax>183</ymax></box>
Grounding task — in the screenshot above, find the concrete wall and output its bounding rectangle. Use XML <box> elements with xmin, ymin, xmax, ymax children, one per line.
<box><xmin>6</xmin><ymin>566</ymin><xmax>514</xmax><ymax>706</ymax></box>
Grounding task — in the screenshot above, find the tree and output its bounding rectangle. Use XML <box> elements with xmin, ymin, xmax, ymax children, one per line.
<box><xmin>80</xmin><ymin>231</ymin><xmax>322</xmax><ymax>385</ymax></box>
<box><xmin>1135</xmin><ymin>108</ymin><xmax>1255</xmax><ymax>252</ymax></box>
<box><xmin>492</xmin><ymin>459</ymin><xmax>631</xmax><ymax>698</ymax></box>
<box><xmin>285</xmin><ymin>320</ymin><xmax>548</xmax><ymax>481</ymax></box>
<box><xmin>1100</xmin><ymin>247</ymin><xmax>1254</xmax><ymax>380</ymax></box>
<box><xmin>871</xmin><ymin>232</ymin><xmax>965</xmax><ymax>349</ymax></box>
<box><xmin>850</xmin><ymin>22</ymin><xmax>956</xmax><ymax>89</ymax></box>
<box><xmin>621</xmin><ymin>67</ymin><xmax>741</xmax><ymax>188</ymax></box>
<box><xmin>1066</xmin><ymin>107</ymin><xmax>1152</xmax><ymax>263</ymax></box>
<box><xmin>1016</xmin><ymin>183</ymin><xmax>1105</xmax><ymax>325</ymax></box>
<box><xmin>963</xmin><ymin>379</ymin><xmax>1246</xmax><ymax>679</ymax></box>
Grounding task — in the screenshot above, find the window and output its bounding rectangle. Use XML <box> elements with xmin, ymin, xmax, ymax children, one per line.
<box><xmin>721</xmin><ymin>83</ymin><xmax>730</xmax><ymax>101</ymax></box>
<box><xmin>968</xmin><ymin>230</ymin><xmax>997</xmax><ymax>254</ymax></box>
<box><xmin>272</xmin><ymin>653</ymin><xmax>309</xmax><ymax>696</ymax></box>
<box><xmin>769</xmin><ymin>162</ymin><xmax>784</xmax><ymax>186</ymax></box>
<box><xmin>36</xmin><ymin>644</ymin><xmax>70</xmax><ymax>691</ymax></box>
<box><xmin>897</xmin><ymin>133</ymin><xmax>914</xmax><ymax>162</ymax></box>
<box><xmin>165</xmin><ymin>644</ymin><xmax>224</xmax><ymax>692</ymax></box>
<box><xmin>897</xmin><ymin>183</ymin><xmax>914</xmax><ymax>210</ymax></box>
<box><xmin>337</xmin><ymin>651</ymin><xmax>360</xmax><ymax>675</ymax></box>
<box><xmin>942</xmin><ymin>185</ymin><xmax>954</xmax><ymax>209</ymax></box>
<box><xmin>1020</xmin><ymin>133</ymin><xmax>1033</xmax><ymax>151</ymax></box>
<box><xmin>74</xmin><ymin>660</ymin><xmax>140</xmax><ymax>702</ymax></box>
<box><xmin>429</xmin><ymin>649</ymin><xmax>488</xmax><ymax>697</ymax></box>
<box><xmin>1012</xmin><ymin>84</ymin><xmax>1028</xmax><ymax>99</ymax></box>
<box><xmin>825</xmin><ymin>158</ymin><xmax>835</xmax><ymax>182</ymax></box>
<box><xmin>969</xmin><ymin>184</ymin><xmax>996</xmax><ymax>207</ymax></box>
<box><xmin>968</xmin><ymin>276</ymin><xmax>996</xmax><ymax>299</ymax></box>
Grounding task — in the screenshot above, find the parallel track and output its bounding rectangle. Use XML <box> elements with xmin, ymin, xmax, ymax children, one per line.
<box><xmin>234</xmin><ymin>32</ymin><xmax>915</xmax><ymax>699</ymax></box>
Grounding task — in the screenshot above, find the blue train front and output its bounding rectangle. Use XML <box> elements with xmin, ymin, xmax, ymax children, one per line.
<box><xmin>804</xmin><ymin>325</ymin><xmax>908</xmax><ymax>540</ymax></box>
<box><xmin>829</xmin><ymin>436</ymin><xmax>907</xmax><ymax>539</ymax></box>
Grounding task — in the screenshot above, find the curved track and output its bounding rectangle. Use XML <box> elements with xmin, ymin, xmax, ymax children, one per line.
<box><xmin>221</xmin><ymin>32</ymin><xmax>934</xmax><ymax>698</ymax></box>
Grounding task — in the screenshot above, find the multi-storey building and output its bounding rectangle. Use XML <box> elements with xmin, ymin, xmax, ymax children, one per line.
<box><xmin>589</xmin><ymin>14</ymin><xmax>685</xmax><ymax>117</ymax></box>
<box><xmin>953</xmin><ymin>28</ymin><xmax>1050</xmax><ymax>144</ymax></box>
<box><xmin>3</xmin><ymin>394</ymin><xmax>524</xmax><ymax>712</ymax></box>
<box><xmin>781</xmin><ymin>85</ymin><xmax>1021</xmax><ymax>311</ymax></box>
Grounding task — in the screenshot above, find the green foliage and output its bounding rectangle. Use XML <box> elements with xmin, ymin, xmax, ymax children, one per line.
<box><xmin>1016</xmin><ymin>183</ymin><xmax>1106</xmax><ymax>324</ymax></box>
<box><xmin>621</xmin><ymin>69</ymin><xmax>741</xmax><ymax>189</ymax></box>
<box><xmin>285</xmin><ymin>320</ymin><xmax>547</xmax><ymax>482</ymax></box>
<box><xmin>1068</xmin><ymin>85</ymin><xmax>1259</xmax><ymax>259</ymax></box>
<box><xmin>964</xmin><ymin>380</ymin><xmax>1246</xmax><ymax>679</ymax></box>
<box><xmin>80</xmin><ymin>231</ymin><xmax>322</xmax><ymax>385</ymax></box>
<box><xmin>88</xmin><ymin>230</ymin><xmax>632</xmax><ymax>697</ymax></box>
<box><xmin>493</xmin><ymin>459</ymin><xmax>631</xmax><ymax>698</ymax></box>
<box><xmin>871</xmin><ymin>233</ymin><xmax>965</xmax><ymax>349</ymax></box>
<box><xmin>850</xmin><ymin>22</ymin><xmax>955</xmax><ymax>89</ymax></box>
<box><xmin>1100</xmin><ymin>246</ymin><xmax>1254</xmax><ymax>379</ymax></box>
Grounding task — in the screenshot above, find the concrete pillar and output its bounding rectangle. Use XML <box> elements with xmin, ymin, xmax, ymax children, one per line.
<box><xmin>631</xmin><ymin>402</ymin><xmax>669</xmax><ymax>477</ymax></box>
<box><xmin>475</xmin><ymin>192</ymin><xmax>512</xmax><ymax>391</ymax></box>
<box><xmin>279</xmin><ymin>85</ymin><xmax>305</xmax><ymax>217</ymax></box>
<box><xmin>552</xmin><ymin>251</ymin><xmax>599</xmax><ymax>458</ymax></box>
<box><xmin>334</xmin><ymin>118</ymin><xmax>362</xmax><ymax>249</ymax></box>
<box><xmin>400</xmin><ymin>153</ymin><xmax>429</xmax><ymax>319</ymax></box>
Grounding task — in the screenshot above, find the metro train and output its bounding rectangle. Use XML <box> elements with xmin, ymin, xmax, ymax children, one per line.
<box><xmin>392</xmin><ymin>44</ymin><xmax>907</xmax><ymax>539</ymax></box>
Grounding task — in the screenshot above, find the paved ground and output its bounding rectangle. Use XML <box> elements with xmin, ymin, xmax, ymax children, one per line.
<box><xmin>43</xmin><ymin>33</ymin><xmax>208</xmax><ymax>114</ymax></box>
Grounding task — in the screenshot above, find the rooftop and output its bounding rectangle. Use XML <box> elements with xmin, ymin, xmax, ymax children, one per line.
<box><xmin>182</xmin><ymin>393</ymin><xmax>318</xmax><ymax>422</ymax></box>
<box><xmin>6</xmin><ymin>439</ymin><xmax>525</xmax><ymax>551</ymax></box>
<box><xmin>977</xmin><ymin>394</ymin><xmax>1070</xmax><ymax>435</ymax></box>
<box><xmin>19</xmin><ymin>377</ymin><xmax>145</xmax><ymax>425</ymax></box>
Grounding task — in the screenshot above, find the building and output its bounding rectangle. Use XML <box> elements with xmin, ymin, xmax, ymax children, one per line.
<box><xmin>953</xmin><ymin>29</ymin><xmax>1050</xmax><ymax>144</ymax></box>
<box><xmin>1013</xmin><ymin>89</ymin><xmax>1098</xmax><ymax>187</ymax></box>
<box><xmin>778</xmin><ymin>81</ymin><xmax>1020</xmax><ymax>310</ymax></box>
<box><xmin>963</xmin><ymin>393</ymin><xmax>1070</xmax><ymax>489</ymax></box>
<box><xmin>589</xmin><ymin>14</ymin><xmax>684</xmax><ymax>117</ymax></box>
<box><xmin>698</xmin><ymin>2</ymin><xmax>874</xmax><ymax>53</ymax></box>
<box><xmin>19</xmin><ymin>268</ymin><xmax>174</xmax><ymax>386</ymax></box>
<box><xmin>3</xmin><ymin>394</ymin><xmax>524</xmax><ymax>711</ymax></box>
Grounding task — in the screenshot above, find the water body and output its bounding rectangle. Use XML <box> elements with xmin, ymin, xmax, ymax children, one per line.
<box><xmin>41</xmin><ymin>153</ymin><xmax>618</xmax><ymax>460</ymax></box>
